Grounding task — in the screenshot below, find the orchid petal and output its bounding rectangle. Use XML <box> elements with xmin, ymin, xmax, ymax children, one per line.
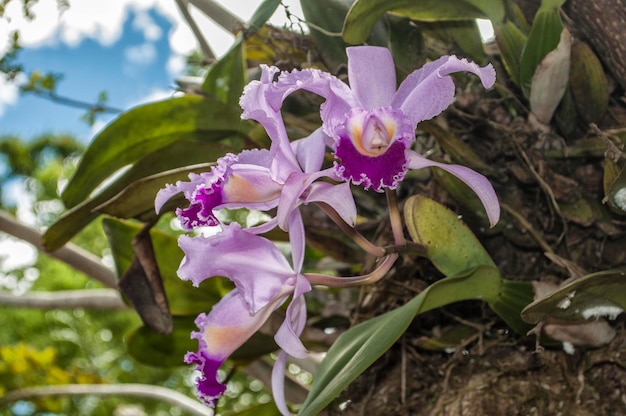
<box><xmin>276</xmin><ymin>168</ymin><xmax>335</xmax><ymax>230</ymax></box>
<box><xmin>178</xmin><ymin>223</ymin><xmax>295</xmax><ymax>313</ymax></box>
<box><xmin>274</xmin><ymin>275</ymin><xmax>310</xmax><ymax>359</ymax></box>
<box><xmin>347</xmin><ymin>46</ymin><xmax>396</xmax><ymax>109</ymax></box>
<box><xmin>240</xmin><ymin>65</ymin><xmax>301</xmax><ymax>181</ymax></box>
<box><xmin>407</xmin><ymin>150</ymin><xmax>500</xmax><ymax>227</ymax></box>
<box><xmin>305</xmin><ymin>181</ymin><xmax>357</xmax><ymax>227</ymax></box>
<box><xmin>273</xmin><ymin>68</ymin><xmax>358</xmax><ymax>137</ymax></box>
<box><xmin>271</xmin><ymin>351</ymin><xmax>291</xmax><ymax>416</ymax></box>
<box><xmin>185</xmin><ymin>289</ymin><xmax>286</xmax><ymax>406</ymax></box>
<box><xmin>393</xmin><ymin>56</ymin><xmax>495</xmax><ymax>128</ymax></box>
<box><xmin>155</xmin><ymin>172</ymin><xmax>203</xmax><ymax>214</ymax></box>
<box><xmin>291</xmin><ymin>128</ymin><xmax>327</xmax><ymax>174</ymax></box>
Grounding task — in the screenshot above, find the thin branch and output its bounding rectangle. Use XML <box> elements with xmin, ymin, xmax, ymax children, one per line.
<box><xmin>0</xmin><ymin>289</ymin><xmax>128</xmax><ymax>309</ymax></box>
<box><xmin>0</xmin><ymin>210</ymin><xmax>118</xmax><ymax>289</ymax></box>
<box><xmin>175</xmin><ymin>0</ymin><xmax>216</xmax><ymax>62</ymax></box>
<box><xmin>25</xmin><ymin>89</ymin><xmax>123</xmax><ymax>113</ymax></box>
<box><xmin>0</xmin><ymin>384</ymin><xmax>208</xmax><ymax>416</ymax></box>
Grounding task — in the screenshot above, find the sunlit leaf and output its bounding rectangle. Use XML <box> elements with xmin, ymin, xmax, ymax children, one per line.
<box><xmin>248</xmin><ymin>0</ymin><xmax>282</xmax><ymax>30</ymax></box>
<box><xmin>202</xmin><ymin>39</ymin><xmax>245</xmax><ymax>105</ymax></box>
<box><xmin>95</xmin><ymin>163</ymin><xmax>214</xmax><ymax>221</ymax></box>
<box><xmin>521</xmin><ymin>268</ymin><xmax>626</xmax><ymax>323</ymax></box>
<box><xmin>61</xmin><ymin>96</ymin><xmax>246</xmax><ymax>209</ymax></box>
<box><xmin>43</xmin><ymin>136</ymin><xmax>239</xmax><ymax>250</ymax></box>
<box><xmin>343</xmin><ymin>0</ymin><xmax>505</xmax><ymax>44</ymax></box>
<box><xmin>404</xmin><ymin>194</ymin><xmax>495</xmax><ymax>275</ymax></box>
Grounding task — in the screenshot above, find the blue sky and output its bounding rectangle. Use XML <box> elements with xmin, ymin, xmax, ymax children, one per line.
<box><xmin>0</xmin><ymin>0</ymin><xmax>303</xmax><ymax>143</ymax></box>
<box><xmin>1</xmin><ymin>8</ymin><xmax>176</xmax><ymax>141</ymax></box>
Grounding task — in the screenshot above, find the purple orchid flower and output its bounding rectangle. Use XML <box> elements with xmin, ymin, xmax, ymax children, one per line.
<box><xmin>155</xmin><ymin>134</ymin><xmax>356</xmax><ymax>234</ymax></box>
<box><xmin>180</xmin><ymin>213</ymin><xmax>310</xmax><ymax>415</ymax></box>
<box><xmin>255</xmin><ymin>46</ymin><xmax>500</xmax><ymax>226</ymax></box>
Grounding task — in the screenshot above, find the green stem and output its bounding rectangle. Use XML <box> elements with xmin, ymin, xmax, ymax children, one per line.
<box><xmin>305</xmin><ymin>253</ymin><xmax>398</xmax><ymax>288</ymax></box>
<box><xmin>386</xmin><ymin>189</ymin><xmax>406</xmax><ymax>246</ymax></box>
<box><xmin>317</xmin><ymin>202</ymin><xmax>386</xmax><ymax>258</ymax></box>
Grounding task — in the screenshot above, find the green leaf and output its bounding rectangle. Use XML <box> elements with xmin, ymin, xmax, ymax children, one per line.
<box><xmin>387</xmin><ymin>15</ymin><xmax>425</xmax><ymax>79</ymax></box>
<box><xmin>444</xmin><ymin>20</ymin><xmax>486</xmax><ymax>63</ymax></box>
<box><xmin>61</xmin><ymin>96</ymin><xmax>245</xmax><ymax>209</ymax></box>
<box><xmin>300</xmin><ymin>0</ymin><xmax>351</xmax><ymax>69</ymax></box>
<box><xmin>519</xmin><ymin>8</ymin><xmax>563</xmax><ymax>97</ymax></box>
<box><xmin>202</xmin><ymin>39</ymin><xmax>245</xmax><ymax>106</ymax></box>
<box><xmin>95</xmin><ymin>163</ymin><xmax>214</xmax><ymax>221</ymax></box>
<box><xmin>43</xmin><ymin>137</ymin><xmax>238</xmax><ymax>250</ymax></box>
<box><xmin>248</xmin><ymin>0</ymin><xmax>282</xmax><ymax>30</ymax></box>
<box><xmin>102</xmin><ymin>218</ymin><xmax>226</xmax><ymax>316</ymax></box>
<box><xmin>404</xmin><ymin>195</ymin><xmax>495</xmax><ymax>276</ymax></box>
<box><xmin>343</xmin><ymin>0</ymin><xmax>505</xmax><ymax>44</ymax></box>
<box><xmin>522</xmin><ymin>268</ymin><xmax>626</xmax><ymax>323</ymax></box>
<box><xmin>494</xmin><ymin>21</ymin><xmax>527</xmax><ymax>87</ymax></box>
<box><xmin>299</xmin><ymin>265</ymin><xmax>517</xmax><ymax>415</ymax></box>
<box><xmin>125</xmin><ymin>316</ymin><xmax>198</xmax><ymax>367</ymax></box>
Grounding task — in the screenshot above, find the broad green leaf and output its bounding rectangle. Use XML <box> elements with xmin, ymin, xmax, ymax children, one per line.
<box><xmin>521</xmin><ymin>268</ymin><xmax>626</xmax><ymax>323</ymax></box>
<box><xmin>519</xmin><ymin>8</ymin><xmax>563</xmax><ymax>97</ymax></box>
<box><xmin>102</xmin><ymin>218</ymin><xmax>226</xmax><ymax>316</ymax></box>
<box><xmin>420</xmin><ymin>120</ymin><xmax>494</xmax><ymax>174</ymax></box>
<box><xmin>343</xmin><ymin>0</ymin><xmax>505</xmax><ymax>44</ymax></box>
<box><xmin>248</xmin><ymin>0</ymin><xmax>282</xmax><ymax>30</ymax></box>
<box><xmin>387</xmin><ymin>15</ymin><xmax>424</xmax><ymax>79</ymax></box>
<box><xmin>569</xmin><ymin>40</ymin><xmax>609</xmax><ymax>125</ymax></box>
<box><xmin>443</xmin><ymin>20</ymin><xmax>486</xmax><ymax>63</ymax></box>
<box><xmin>404</xmin><ymin>195</ymin><xmax>495</xmax><ymax>276</ymax></box>
<box><xmin>299</xmin><ymin>265</ymin><xmax>524</xmax><ymax>415</ymax></box>
<box><xmin>301</xmin><ymin>0</ymin><xmax>353</xmax><ymax>69</ymax></box>
<box><xmin>494</xmin><ymin>21</ymin><xmax>527</xmax><ymax>87</ymax></box>
<box><xmin>431</xmin><ymin>167</ymin><xmax>498</xmax><ymax>232</ymax></box>
<box><xmin>43</xmin><ymin>137</ymin><xmax>237</xmax><ymax>250</ymax></box>
<box><xmin>95</xmin><ymin>163</ymin><xmax>214</xmax><ymax>221</ymax></box>
<box><xmin>62</xmin><ymin>96</ymin><xmax>246</xmax><ymax>209</ymax></box>
<box><xmin>125</xmin><ymin>316</ymin><xmax>198</xmax><ymax>367</ymax></box>
<box><xmin>126</xmin><ymin>316</ymin><xmax>278</xmax><ymax>368</ymax></box>
<box><xmin>202</xmin><ymin>39</ymin><xmax>245</xmax><ymax>105</ymax></box>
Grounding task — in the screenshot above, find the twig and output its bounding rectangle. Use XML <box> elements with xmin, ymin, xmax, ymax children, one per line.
<box><xmin>25</xmin><ymin>89</ymin><xmax>123</xmax><ymax>113</ymax></box>
<box><xmin>0</xmin><ymin>210</ymin><xmax>118</xmax><ymax>289</ymax></box>
<box><xmin>0</xmin><ymin>289</ymin><xmax>128</xmax><ymax>309</ymax></box>
<box><xmin>174</xmin><ymin>0</ymin><xmax>216</xmax><ymax>62</ymax></box>
<box><xmin>0</xmin><ymin>384</ymin><xmax>208</xmax><ymax>416</ymax></box>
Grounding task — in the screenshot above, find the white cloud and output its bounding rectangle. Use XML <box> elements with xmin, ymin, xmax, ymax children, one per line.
<box><xmin>133</xmin><ymin>10</ymin><xmax>162</xmax><ymax>41</ymax></box>
<box><xmin>0</xmin><ymin>75</ymin><xmax>22</xmax><ymax>118</ymax></box>
<box><xmin>124</xmin><ymin>42</ymin><xmax>157</xmax><ymax>66</ymax></box>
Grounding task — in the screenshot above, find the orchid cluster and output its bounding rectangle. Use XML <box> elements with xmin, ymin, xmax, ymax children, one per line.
<box><xmin>156</xmin><ymin>46</ymin><xmax>500</xmax><ymax>414</ymax></box>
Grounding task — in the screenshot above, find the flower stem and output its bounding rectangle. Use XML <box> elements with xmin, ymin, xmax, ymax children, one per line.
<box><xmin>317</xmin><ymin>202</ymin><xmax>386</xmax><ymax>258</ymax></box>
<box><xmin>386</xmin><ymin>189</ymin><xmax>406</xmax><ymax>246</ymax></box>
<box><xmin>304</xmin><ymin>253</ymin><xmax>398</xmax><ymax>288</ymax></box>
